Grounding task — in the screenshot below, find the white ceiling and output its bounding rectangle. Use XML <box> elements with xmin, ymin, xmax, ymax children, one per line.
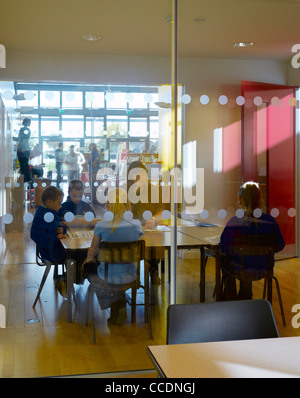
<box><xmin>0</xmin><ymin>0</ymin><xmax>299</xmax><ymax>60</ymax></box>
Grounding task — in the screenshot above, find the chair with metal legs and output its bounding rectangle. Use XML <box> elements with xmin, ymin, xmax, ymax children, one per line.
<box><xmin>32</xmin><ymin>246</ymin><xmax>64</xmax><ymax>307</ymax></box>
<box><xmin>222</xmin><ymin>233</ymin><xmax>286</xmax><ymax>327</ymax></box>
<box><xmin>83</xmin><ymin>239</ymin><xmax>152</xmax><ymax>343</ymax></box>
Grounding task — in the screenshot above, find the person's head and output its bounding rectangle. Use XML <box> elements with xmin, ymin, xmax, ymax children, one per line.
<box><xmin>58</xmin><ymin>142</ymin><xmax>63</xmax><ymax>149</ymax></box>
<box><xmin>22</xmin><ymin>118</ymin><xmax>31</xmax><ymax>127</ymax></box>
<box><xmin>89</xmin><ymin>143</ymin><xmax>97</xmax><ymax>151</ymax></box>
<box><xmin>41</xmin><ymin>186</ymin><xmax>64</xmax><ymax>212</ymax></box>
<box><xmin>238</xmin><ymin>181</ymin><xmax>262</xmax><ymax>217</ymax></box>
<box><xmin>68</xmin><ymin>180</ymin><xmax>84</xmax><ymax>205</ymax></box>
<box><xmin>127</xmin><ymin>161</ymin><xmax>148</xmax><ymax>184</ymax></box>
<box><xmin>106</xmin><ymin>188</ymin><xmax>130</xmax><ymax>231</ymax></box>
<box><xmin>70</xmin><ymin>145</ymin><xmax>75</xmax><ymax>153</ymax></box>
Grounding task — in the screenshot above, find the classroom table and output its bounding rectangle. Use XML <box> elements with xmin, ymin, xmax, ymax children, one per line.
<box><xmin>147</xmin><ymin>336</ymin><xmax>300</xmax><ymax>378</ymax></box>
<box><xmin>61</xmin><ymin>224</ymin><xmax>223</xmax><ymax>322</ymax></box>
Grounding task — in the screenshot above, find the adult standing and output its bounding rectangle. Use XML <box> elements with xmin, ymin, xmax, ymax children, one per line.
<box><xmin>16</xmin><ymin>118</ymin><xmax>31</xmax><ymax>182</ymax></box>
<box><xmin>55</xmin><ymin>142</ymin><xmax>64</xmax><ymax>187</ymax></box>
<box><xmin>64</xmin><ymin>145</ymin><xmax>85</xmax><ymax>182</ymax></box>
<box><xmin>88</xmin><ymin>143</ymin><xmax>100</xmax><ymax>203</ymax></box>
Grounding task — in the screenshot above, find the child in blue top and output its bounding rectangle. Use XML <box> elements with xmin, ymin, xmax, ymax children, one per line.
<box><xmin>31</xmin><ymin>186</ymin><xmax>67</xmax><ymax>264</ymax></box>
<box><xmin>83</xmin><ymin>188</ymin><xmax>143</xmax><ymax>325</ymax></box>
<box><xmin>58</xmin><ymin>180</ymin><xmax>98</xmax><ymax>227</ymax></box>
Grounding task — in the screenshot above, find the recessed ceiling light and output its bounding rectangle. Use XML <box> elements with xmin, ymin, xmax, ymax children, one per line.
<box><xmin>81</xmin><ymin>35</ymin><xmax>102</xmax><ymax>41</ymax></box>
<box><xmin>233</xmin><ymin>42</ymin><xmax>254</xmax><ymax>48</ymax></box>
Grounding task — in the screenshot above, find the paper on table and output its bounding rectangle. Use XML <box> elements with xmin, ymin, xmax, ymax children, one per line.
<box><xmin>67</xmin><ymin>230</ymin><xmax>94</xmax><ymax>239</ymax></box>
<box><xmin>204</xmin><ymin>235</ymin><xmax>220</xmax><ymax>244</ymax></box>
<box><xmin>144</xmin><ymin>225</ymin><xmax>171</xmax><ymax>232</ymax></box>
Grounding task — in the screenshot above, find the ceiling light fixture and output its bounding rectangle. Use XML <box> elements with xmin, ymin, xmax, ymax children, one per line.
<box><xmin>81</xmin><ymin>35</ymin><xmax>102</xmax><ymax>41</ymax></box>
<box><xmin>233</xmin><ymin>41</ymin><xmax>254</xmax><ymax>48</ymax></box>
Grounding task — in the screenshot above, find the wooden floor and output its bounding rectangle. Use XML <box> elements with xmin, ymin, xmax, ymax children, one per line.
<box><xmin>0</xmin><ymin>224</ymin><xmax>300</xmax><ymax>377</ymax></box>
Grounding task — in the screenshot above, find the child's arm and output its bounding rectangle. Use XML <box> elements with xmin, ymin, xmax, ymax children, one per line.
<box><xmin>82</xmin><ymin>234</ymin><xmax>101</xmax><ymax>266</ymax></box>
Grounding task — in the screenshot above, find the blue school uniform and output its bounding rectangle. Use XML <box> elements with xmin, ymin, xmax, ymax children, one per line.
<box><xmin>30</xmin><ymin>206</ymin><xmax>67</xmax><ymax>263</ymax></box>
<box><xmin>219</xmin><ymin>212</ymin><xmax>285</xmax><ymax>274</ymax></box>
<box><xmin>58</xmin><ymin>195</ymin><xmax>95</xmax><ymax>219</ymax></box>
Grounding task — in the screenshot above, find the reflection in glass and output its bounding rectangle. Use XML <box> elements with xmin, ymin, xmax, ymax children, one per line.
<box><xmin>41</xmin><ymin>117</ymin><xmax>60</xmax><ymax>136</ymax></box>
<box><xmin>62</xmin><ymin>91</ymin><xmax>83</xmax><ymax>108</ymax></box>
<box><xmin>61</xmin><ymin>116</ymin><xmax>84</xmax><ymax>138</ymax></box>
<box><xmin>40</xmin><ymin>91</ymin><xmax>60</xmax><ymax>108</ymax></box>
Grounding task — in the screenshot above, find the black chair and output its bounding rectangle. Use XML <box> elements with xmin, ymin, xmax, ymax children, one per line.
<box><xmin>32</xmin><ymin>246</ymin><xmax>63</xmax><ymax>307</ymax></box>
<box><xmin>221</xmin><ymin>233</ymin><xmax>286</xmax><ymax>326</ymax></box>
<box><xmin>84</xmin><ymin>239</ymin><xmax>151</xmax><ymax>343</ymax></box>
<box><xmin>167</xmin><ymin>299</ymin><xmax>279</xmax><ymax>345</ymax></box>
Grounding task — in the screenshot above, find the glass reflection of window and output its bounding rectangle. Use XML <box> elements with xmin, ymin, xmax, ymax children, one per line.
<box><xmin>149</xmin><ymin>93</ymin><xmax>159</xmax><ymax>109</ymax></box>
<box><xmin>85</xmin><ymin>92</ymin><xmax>105</xmax><ymax>109</ymax></box>
<box><xmin>129</xmin><ymin>118</ymin><xmax>148</xmax><ymax>137</ymax></box>
<box><xmin>40</xmin><ymin>91</ymin><xmax>60</xmax><ymax>108</ymax></box>
<box><xmin>107</xmin><ymin>116</ymin><xmax>127</xmax><ymax>137</ymax></box>
<box><xmin>128</xmin><ymin>141</ymin><xmax>146</xmax><ymax>153</ymax></box>
<box><xmin>150</xmin><ymin>116</ymin><xmax>159</xmax><ymax>138</ymax></box>
<box><xmin>41</xmin><ymin>117</ymin><xmax>60</xmax><ymax>136</ymax></box>
<box><xmin>130</xmin><ymin>93</ymin><xmax>148</xmax><ymax>109</ymax></box>
<box><xmin>106</xmin><ymin>92</ymin><xmax>127</xmax><ymax>109</ymax></box>
<box><xmin>61</xmin><ymin>116</ymin><xmax>84</xmax><ymax>138</ymax></box>
<box><xmin>62</xmin><ymin>91</ymin><xmax>83</xmax><ymax>108</ymax></box>
<box><xmin>19</xmin><ymin>90</ymin><xmax>38</xmax><ymax>108</ymax></box>
<box><xmin>86</xmin><ymin>118</ymin><xmax>104</xmax><ymax>137</ymax></box>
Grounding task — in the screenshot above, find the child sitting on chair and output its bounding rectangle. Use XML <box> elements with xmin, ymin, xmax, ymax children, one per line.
<box><xmin>58</xmin><ymin>179</ymin><xmax>99</xmax><ymax>227</ymax></box>
<box><xmin>82</xmin><ymin>188</ymin><xmax>143</xmax><ymax>325</ymax></box>
<box><xmin>31</xmin><ymin>185</ymin><xmax>66</xmax><ymax>264</ymax></box>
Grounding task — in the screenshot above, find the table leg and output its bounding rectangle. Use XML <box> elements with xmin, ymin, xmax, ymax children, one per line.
<box><xmin>200</xmin><ymin>247</ymin><xmax>206</xmax><ymax>302</ymax></box>
<box><xmin>215</xmin><ymin>251</ymin><xmax>221</xmax><ymax>301</ymax></box>
<box><xmin>66</xmin><ymin>258</ymin><xmax>75</xmax><ymax>323</ymax></box>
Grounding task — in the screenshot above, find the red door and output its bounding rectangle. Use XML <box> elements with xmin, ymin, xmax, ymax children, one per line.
<box><xmin>241</xmin><ymin>81</ymin><xmax>296</xmax><ymax>253</ymax></box>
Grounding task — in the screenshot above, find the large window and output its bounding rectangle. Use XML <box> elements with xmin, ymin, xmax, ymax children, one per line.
<box><xmin>13</xmin><ymin>83</ymin><xmax>159</xmax><ymax>163</ymax></box>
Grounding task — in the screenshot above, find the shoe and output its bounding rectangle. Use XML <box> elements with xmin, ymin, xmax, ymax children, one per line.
<box><xmin>115</xmin><ymin>308</ymin><xmax>127</xmax><ymax>325</ymax></box>
<box><xmin>55</xmin><ymin>275</ymin><xmax>67</xmax><ymax>298</ymax></box>
<box><xmin>150</xmin><ymin>270</ymin><xmax>161</xmax><ymax>285</ymax></box>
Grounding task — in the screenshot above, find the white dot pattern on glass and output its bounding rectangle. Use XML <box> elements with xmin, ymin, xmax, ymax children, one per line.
<box><xmin>104</xmin><ymin>211</ymin><xmax>114</xmax><ymax>222</ymax></box>
<box><xmin>143</xmin><ymin>210</ymin><xmax>152</xmax><ymax>221</ymax></box>
<box><xmin>64</xmin><ymin>212</ymin><xmax>75</xmax><ymax>222</ymax></box>
<box><xmin>44</xmin><ymin>212</ymin><xmax>54</xmax><ymax>223</ymax></box>
<box><xmin>123</xmin><ymin>211</ymin><xmax>133</xmax><ymax>221</ymax></box>
<box><xmin>23</xmin><ymin>213</ymin><xmax>34</xmax><ymax>223</ymax></box>
<box><xmin>3</xmin><ymin>214</ymin><xmax>13</xmax><ymax>224</ymax></box>
<box><xmin>84</xmin><ymin>211</ymin><xmax>94</xmax><ymax>222</ymax></box>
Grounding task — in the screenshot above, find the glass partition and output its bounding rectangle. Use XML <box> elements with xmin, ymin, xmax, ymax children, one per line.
<box><xmin>0</xmin><ymin>0</ymin><xmax>299</xmax><ymax>379</ymax></box>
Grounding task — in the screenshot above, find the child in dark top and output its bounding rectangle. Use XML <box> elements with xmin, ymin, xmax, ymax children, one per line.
<box><xmin>58</xmin><ymin>180</ymin><xmax>99</xmax><ymax>227</ymax></box>
<box><xmin>219</xmin><ymin>181</ymin><xmax>285</xmax><ymax>299</ymax></box>
<box><xmin>30</xmin><ymin>185</ymin><xmax>66</xmax><ymax>264</ymax></box>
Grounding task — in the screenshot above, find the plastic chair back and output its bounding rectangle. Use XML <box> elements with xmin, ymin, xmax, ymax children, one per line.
<box><xmin>167</xmin><ymin>299</ymin><xmax>279</xmax><ymax>345</ymax></box>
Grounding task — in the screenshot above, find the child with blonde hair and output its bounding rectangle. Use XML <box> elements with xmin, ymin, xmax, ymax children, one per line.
<box><xmin>83</xmin><ymin>188</ymin><xmax>143</xmax><ymax>324</ymax></box>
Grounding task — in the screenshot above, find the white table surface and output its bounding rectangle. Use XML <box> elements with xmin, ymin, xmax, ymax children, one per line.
<box><xmin>147</xmin><ymin>336</ymin><xmax>300</xmax><ymax>378</ymax></box>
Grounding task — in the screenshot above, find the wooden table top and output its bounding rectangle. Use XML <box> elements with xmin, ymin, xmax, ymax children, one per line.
<box><xmin>60</xmin><ymin>224</ymin><xmax>224</xmax><ymax>251</ymax></box>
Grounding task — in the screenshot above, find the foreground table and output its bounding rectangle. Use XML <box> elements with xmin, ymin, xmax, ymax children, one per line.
<box><xmin>147</xmin><ymin>337</ymin><xmax>300</xmax><ymax>378</ymax></box>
